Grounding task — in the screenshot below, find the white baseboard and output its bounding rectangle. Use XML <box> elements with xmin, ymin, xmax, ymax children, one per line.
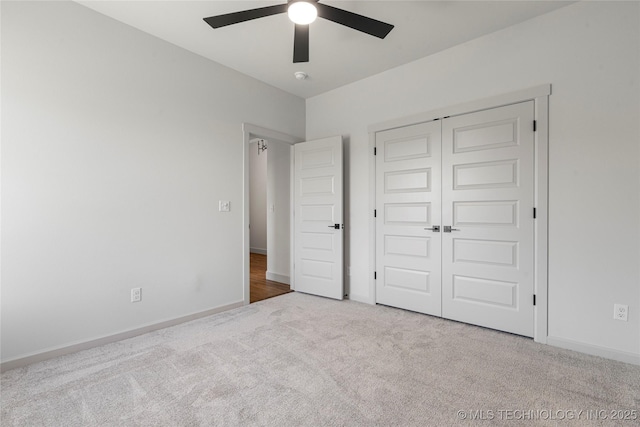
<box><xmin>266</xmin><ymin>271</ymin><xmax>290</xmax><ymax>285</ymax></box>
<box><xmin>547</xmin><ymin>336</ymin><xmax>640</xmax><ymax>366</ymax></box>
<box><xmin>250</xmin><ymin>248</ymin><xmax>267</xmax><ymax>255</ymax></box>
<box><xmin>0</xmin><ymin>300</ymin><xmax>244</xmax><ymax>373</ymax></box>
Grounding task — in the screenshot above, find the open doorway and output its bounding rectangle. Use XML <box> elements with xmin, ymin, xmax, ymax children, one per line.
<box><xmin>249</xmin><ymin>138</ymin><xmax>292</xmax><ymax>303</ymax></box>
<box><xmin>243</xmin><ymin>124</ymin><xmax>301</xmax><ymax>305</ymax></box>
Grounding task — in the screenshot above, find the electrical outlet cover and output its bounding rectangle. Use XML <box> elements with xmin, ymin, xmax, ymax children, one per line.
<box><xmin>613</xmin><ymin>304</ymin><xmax>628</xmax><ymax>321</ymax></box>
<box><xmin>219</xmin><ymin>200</ymin><xmax>230</xmax><ymax>212</ymax></box>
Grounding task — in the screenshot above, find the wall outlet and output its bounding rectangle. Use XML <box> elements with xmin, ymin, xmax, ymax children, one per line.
<box><xmin>131</xmin><ymin>287</ymin><xmax>142</xmax><ymax>303</ymax></box>
<box><xmin>219</xmin><ymin>200</ymin><xmax>230</xmax><ymax>212</ymax></box>
<box><xmin>613</xmin><ymin>304</ymin><xmax>628</xmax><ymax>321</ymax></box>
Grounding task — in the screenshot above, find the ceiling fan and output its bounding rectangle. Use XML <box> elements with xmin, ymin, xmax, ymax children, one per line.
<box><xmin>203</xmin><ymin>0</ymin><xmax>394</xmax><ymax>63</ymax></box>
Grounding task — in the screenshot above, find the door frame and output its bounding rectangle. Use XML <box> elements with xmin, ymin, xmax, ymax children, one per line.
<box><xmin>242</xmin><ymin>123</ymin><xmax>302</xmax><ymax>306</ymax></box>
<box><xmin>367</xmin><ymin>84</ymin><xmax>550</xmax><ymax>343</ymax></box>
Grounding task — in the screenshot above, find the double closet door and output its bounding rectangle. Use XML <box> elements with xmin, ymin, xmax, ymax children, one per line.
<box><xmin>375</xmin><ymin>101</ymin><xmax>535</xmax><ymax>337</ymax></box>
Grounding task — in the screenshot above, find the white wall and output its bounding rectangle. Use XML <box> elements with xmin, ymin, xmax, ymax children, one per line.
<box><xmin>306</xmin><ymin>1</ymin><xmax>640</xmax><ymax>359</ymax></box>
<box><xmin>266</xmin><ymin>140</ymin><xmax>291</xmax><ymax>284</ymax></box>
<box><xmin>0</xmin><ymin>1</ymin><xmax>304</xmax><ymax>362</ymax></box>
<box><xmin>249</xmin><ymin>142</ymin><xmax>267</xmax><ymax>254</ymax></box>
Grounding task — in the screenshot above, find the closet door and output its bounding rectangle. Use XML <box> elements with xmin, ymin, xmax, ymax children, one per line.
<box><xmin>375</xmin><ymin>121</ymin><xmax>442</xmax><ymax>315</ymax></box>
<box><xmin>441</xmin><ymin>101</ymin><xmax>535</xmax><ymax>337</ymax></box>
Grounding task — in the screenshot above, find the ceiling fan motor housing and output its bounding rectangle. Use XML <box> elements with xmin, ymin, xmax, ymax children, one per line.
<box><xmin>288</xmin><ymin>0</ymin><xmax>319</xmax><ymax>4</ymax></box>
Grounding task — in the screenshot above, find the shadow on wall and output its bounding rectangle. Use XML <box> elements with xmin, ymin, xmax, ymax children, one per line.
<box><xmin>343</xmin><ymin>135</ymin><xmax>351</xmax><ymax>298</ymax></box>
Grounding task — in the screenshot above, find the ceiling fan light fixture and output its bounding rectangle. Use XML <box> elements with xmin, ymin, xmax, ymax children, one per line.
<box><xmin>288</xmin><ymin>1</ymin><xmax>317</xmax><ymax>25</ymax></box>
<box><xmin>203</xmin><ymin>0</ymin><xmax>394</xmax><ymax>64</ymax></box>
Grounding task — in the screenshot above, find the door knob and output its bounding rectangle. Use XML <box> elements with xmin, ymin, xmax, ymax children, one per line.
<box><xmin>328</xmin><ymin>224</ymin><xmax>340</xmax><ymax>229</ymax></box>
<box><xmin>424</xmin><ymin>226</ymin><xmax>440</xmax><ymax>232</ymax></box>
<box><xmin>443</xmin><ymin>226</ymin><xmax>460</xmax><ymax>233</ymax></box>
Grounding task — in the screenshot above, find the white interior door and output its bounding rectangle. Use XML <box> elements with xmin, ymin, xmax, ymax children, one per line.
<box><xmin>441</xmin><ymin>101</ymin><xmax>535</xmax><ymax>337</ymax></box>
<box><xmin>294</xmin><ymin>136</ymin><xmax>343</xmax><ymax>300</ymax></box>
<box><xmin>375</xmin><ymin>121</ymin><xmax>442</xmax><ymax>315</ymax></box>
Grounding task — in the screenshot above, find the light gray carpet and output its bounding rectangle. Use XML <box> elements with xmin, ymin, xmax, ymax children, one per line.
<box><xmin>2</xmin><ymin>292</ymin><xmax>639</xmax><ymax>426</ymax></box>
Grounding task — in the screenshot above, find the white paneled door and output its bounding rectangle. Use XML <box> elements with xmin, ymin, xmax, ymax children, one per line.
<box><xmin>375</xmin><ymin>101</ymin><xmax>536</xmax><ymax>337</ymax></box>
<box><xmin>375</xmin><ymin>121</ymin><xmax>442</xmax><ymax>315</ymax></box>
<box><xmin>442</xmin><ymin>102</ymin><xmax>535</xmax><ymax>337</ymax></box>
<box><xmin>294</xmin><ymin>136</ymin><xmax>343</xmax><ymax>300</ymax></box>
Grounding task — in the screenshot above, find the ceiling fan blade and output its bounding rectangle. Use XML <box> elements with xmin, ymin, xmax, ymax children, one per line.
<box><xmin>316</xmin><ymin>3</ymin><xmax>394</xmax><ymax>39</ymax></box>
<box><xmin>293</xmin><ymin>24</ymin><xmax>309</xmax><ymax>63</ymax></box>
<box><xmin>203</xmin><ymin>4</ymin><xmax>287</xmax><ymax>29</ymax></box>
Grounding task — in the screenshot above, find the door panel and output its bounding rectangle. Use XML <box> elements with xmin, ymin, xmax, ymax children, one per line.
<box><xmin>453</xmin><ymin>159</ymin><xmax>518</xmax><ymax>189</ymax></box>
<box><xmin>294</xmin><ymin>136</ymin><xmax>343</xmax><ymax>300</ymax></box>
<box><xmin>453</xmin><ymin>201</ymin><xmax>518</xmax><ymax>226</ymax></box>
<box><xmin>375</xmin><ymin>121</ymin><xmax>442</xmax><ymax>315</ymax></box>
<box><xmin>442</xmin><ymin>101</ymin><xmax>535</xmax><ymax>337</ymax></box>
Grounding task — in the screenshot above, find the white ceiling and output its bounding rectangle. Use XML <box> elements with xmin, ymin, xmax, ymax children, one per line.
<box><xmin>77</xmin><ymin>1</ymin><xmax>573</xmax><ymax>99</ymax></box>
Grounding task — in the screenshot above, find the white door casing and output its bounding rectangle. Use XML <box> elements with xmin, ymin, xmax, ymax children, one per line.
<box><xmin>441</xmin><ymin>101</ymin><xmax>535</xmax><ymax>337</ymax></box>
<box><xmin>375</xmin><ymin>121</ymin><xmax>442</xmax><ymax>315</ymax></box>
<box><xmin>294</xmin><ymin>136</ymin><xmax>344</xmax><ymax>300</ymax></box>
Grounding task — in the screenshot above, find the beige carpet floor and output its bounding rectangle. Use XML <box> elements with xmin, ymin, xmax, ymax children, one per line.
<box><xmin>2</xmin><ymin>292</ymin><xmax>639</xmax><ymax>426</ymax></box>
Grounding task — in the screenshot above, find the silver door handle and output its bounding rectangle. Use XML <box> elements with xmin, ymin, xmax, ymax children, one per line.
<box><xmin>443</xmin><ymin>226</ymin><xmax>460</xmax><ymax>233</ymax></box>
<box><xmin>424</xmin><ymin>226</ymin><xmax>440</xmax><ymax>232</ymax></box>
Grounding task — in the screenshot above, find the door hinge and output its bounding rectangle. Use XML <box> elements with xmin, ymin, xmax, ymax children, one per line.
<box><xmin>533</xmin><ymin>120</ymin><xmax>537</xmax><ymax>132</ymax></box>
<box><xmin>374</xmin><ymin>209</ymin><xmax>377</xmax><ymax>217</ymax></box>
<box><xmin>533</xmin><ymin>294</ymin><xmax>537</xmax><ymax>306</ymax></box>
<box><xmin>374</xmin><ymin>271</ymin><xmax>377</xmax><ymax>280</ymax></box>
<box><xmin>533</xmin><ymin>207</ymin><xmax>537</xmax><ymax>219</ymax></box>
<box><xmin>374</xmin><ymin>147</ymin><xmax>377</xmax><ymax>155</ymax></box>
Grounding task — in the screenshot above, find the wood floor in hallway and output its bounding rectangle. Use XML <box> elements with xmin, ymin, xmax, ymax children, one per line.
<box><xmin>250</xmin><ymin>253</ymin><xmax>292</xmax><ymax>303</ymax></box>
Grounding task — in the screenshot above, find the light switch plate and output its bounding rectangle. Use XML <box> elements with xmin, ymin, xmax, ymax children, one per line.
<box><xmin>219</xmin><ymin>201</ymin><xmax>230</xmax><ymax>212</ymax></box>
